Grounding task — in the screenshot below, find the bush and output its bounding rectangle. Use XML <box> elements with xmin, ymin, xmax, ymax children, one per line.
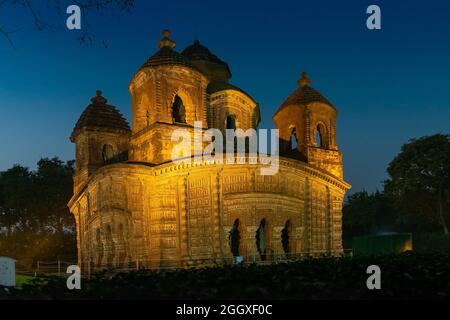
<box><xmin>413</xmin><ymin>233</ymin><xmax>450</xmax><ymax>253</ymax></box>
<box><xmin>3</xmin><ymin>252</ymin><xmax>450</xmax><ymax>300</ymax></box>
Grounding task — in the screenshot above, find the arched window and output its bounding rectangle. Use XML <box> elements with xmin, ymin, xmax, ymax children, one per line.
<box><xmin>226</xmin><ymin>115</ymin><xmax>236</xmax><ymax>130</ymax></box>
<box><xmin>256</xmin><ymin>219</ymin><xmax>267</xmax><ymax>261</ymax></box>
<box><xmin>228</xmin><ymin>219</ymin><xmax>241</xmax><ymax>257</ymax></box>
<box><xmin>102</xmin><ymin>144</ymin><xmax>115</xmax><ymax>163</ymax></box>
<box><xmin>281</xmin><ymin>220</ymin><xmax>292</xmax><ymax>257</ymax></box>
<box><xmin>290</xmin><ymin>128</ymin><xmax>298</xmax><ymax>150</ymax></box>
<box><xmin>315</xmin><ymin>123</ymin><xmax>327</xmax><ymax>148</ymax></box>
<box><xmin>172</xmin><ymin>95</ymin><xmax>186</xmax><ymax>123</ymax></box>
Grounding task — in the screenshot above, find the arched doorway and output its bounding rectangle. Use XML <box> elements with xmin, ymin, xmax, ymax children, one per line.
<box><xmin>228</xmin><ymin>219</ymin><xmax>241</xmax><ymax>257</ymax></box>
<box><xmin>281</xmin><ymin>220</ymin><xmax>292</xmax><ymax>258</ymax></box>
<box><xmin>256</xmin><ymin>219</ymin><xmax>268</xmax><ymax>261</ymax></box>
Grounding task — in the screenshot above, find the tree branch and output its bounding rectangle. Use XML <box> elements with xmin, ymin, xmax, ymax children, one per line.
<box><xmin>0</xmin><ymin>0</ymin><xmax>135</xmax><ymax>47</ymax></box>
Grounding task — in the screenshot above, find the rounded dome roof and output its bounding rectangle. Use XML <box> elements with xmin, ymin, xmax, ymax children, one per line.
<box><xmin>139</xmin><ymin>30</ymin><xmax>198</xmax><ymax>72</ymax></box>
<box><xmin>276</xmin><ymin>72</ymin><xmax>335</xmax><ymax>114</ymax></box>
<box><xmin>182</xmin><ymin>40</ymin><xmax>231</xmax><ymax>81</ymax></box>
<box><xmin>71</xmin><ymin>90</ymin><xmax>130</xmax><ymax>141</ymax></box>
<box><xmin>207</xmin><ymin>81</ymin><xmax>260</xmax><ymax>126</ymax></box>
<box><xmin>182</xmin><ymin>40</ymin><xmax>229</xmax><ymax>66</ymax></box>
<box><xmin>207</xmin><ymin>81</ymin><xmax>256</xmax><ymax>103</ymax></box>
<box><xmin>140</xmin><ymin>47</ymin><xmax>196</xmax><ymax>70</ymax></box>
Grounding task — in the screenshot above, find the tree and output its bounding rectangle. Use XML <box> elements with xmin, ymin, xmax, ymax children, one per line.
<box><xmin>33</xmin><ymin>158</ymin><xmax>75</xmax><ymax>234</ymax></box>
<box><xmin>385</xmin><ymin>134</ymin><xmax>450</xmax><ymax>235</ymax></box>
<box><xmin>0</xmin><ymin>157</ymin><xmax>76</xmax><ymax>266</ymax></box>
<box><xmin>0</xmin><ymin>165</ymin><xmax>33</xmax><ymax>236</ymax></box>
<box><xmin>0</xmin><ymin>0</ymin><xmax>135</xmax><ymax>47</ymax></box>
<box><xmin>343</xmin><ymin>190</ymin><xmax>398</xmax><ymax>243</ymax></box>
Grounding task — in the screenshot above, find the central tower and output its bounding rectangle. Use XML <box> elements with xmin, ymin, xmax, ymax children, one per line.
<box><xmin>128</xmin><ymin>30</ymin><xmax>209</xmax><ymax>164</ymax></box>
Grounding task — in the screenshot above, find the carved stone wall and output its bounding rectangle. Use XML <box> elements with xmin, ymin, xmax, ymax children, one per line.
<box><xmin>73</xmin><ymin>129</ymin><xmax>130</xmax><ymax>194</ymax></box>
<box><xmin>69</xmin><ymin>157</ymin><xmax>349</xmax><ymax>270</ymax></box>
<box><xmin>209</xmin><ymin>90</ymin><xmax>259</xmax><ymax>132</ymax></box>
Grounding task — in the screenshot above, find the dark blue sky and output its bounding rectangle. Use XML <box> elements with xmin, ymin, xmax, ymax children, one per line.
<box><xmin>1</xmin><ymin>0</ymin><xmax>450</xmax><ymax>193</ymax></box>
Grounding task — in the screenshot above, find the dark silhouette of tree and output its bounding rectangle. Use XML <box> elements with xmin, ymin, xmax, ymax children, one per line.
<box><xmin>343</xmin><ymin>190</ymin><xmax>398</xmax><ymax>244</ymax></box>
<box><xmin>0</xmin><ymin>157</ymin><xmax>76</xmax><ymax>267</ymax></box>
<box><xmin>385</xmin><ymin>134</ymin><xmax>450</xmax><ymax>235</ymax></box>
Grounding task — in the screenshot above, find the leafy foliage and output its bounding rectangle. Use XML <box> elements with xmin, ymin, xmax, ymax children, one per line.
<box><xmin>343</xmin><ymin>191</ymin><xmax>397</xmax><ymax>246</ymax></box>
<box><xmin>385</xmin><ymin>134</ymin><xmax>450</xmax><ymax>234</ymax></box>
<box><xmin>3</xmin><ymin>252</ymin><xmax>450</xmax><ymax>300</ymax></box>
<box><xmin>0</xmin><ymin>0</ymin><xmax>135</xmax><ymax>47</ymax></box>
<box><xmin>344</xmin><ymin>134</ymin><xmax>450</xmax><ymax>240</ymax></box>
<box><xmin>0</xmin><ymin>157</ymin><xmax>76</xmax><ymax>267</ymax></box>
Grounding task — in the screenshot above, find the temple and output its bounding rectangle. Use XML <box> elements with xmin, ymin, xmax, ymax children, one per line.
<box><xmin>68</xmin><ymin>30</ymin><xmax>350</xmax><ymax>270</ymax></box>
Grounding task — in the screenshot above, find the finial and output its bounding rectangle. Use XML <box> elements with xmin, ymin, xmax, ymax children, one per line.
<box><xmin>158</xmin><ymin>29</ymin><xmax>176</xmax><ymax>49</ymax></box>
<box><xmin>91</xmin><ymin>89</ymin><xmax>107</xmax><ymax>105</ymax></box>
<box><xmin>297</xmin><ymin>71</ymin><xmax>312</xmax><ymax>88</ymax></box>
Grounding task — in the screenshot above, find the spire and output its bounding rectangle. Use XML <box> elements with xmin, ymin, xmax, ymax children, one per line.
<box><xmin>90</xmin><ymin>90</ymin><xmax>107</xmax><ymax>105</ymax></box>
<box><xmin>158</xmin><ymin>29</ymin><xmax>176</xmax><ymax>49</ymax></box>
<box><xmin>297</xmin><ymin>71</ymin><xmax>312</xmax><ymax>88</ymax></box>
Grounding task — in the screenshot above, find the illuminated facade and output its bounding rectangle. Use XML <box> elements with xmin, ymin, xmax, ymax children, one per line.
<box><xmin>68</xmin><ymin>30</ymin><xmax>350</xmax><ymax>269</ymax></box>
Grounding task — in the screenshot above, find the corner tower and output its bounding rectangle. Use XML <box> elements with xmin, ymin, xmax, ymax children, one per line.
<box><xmin>70</xmin><ymin>90</ymin><xmax>131</xmax><ymax>193</ymax></box>
<box><xmin>273</xmin><ymin>72</ymin><xmax>343</xmax><ymax>178</ymax></box>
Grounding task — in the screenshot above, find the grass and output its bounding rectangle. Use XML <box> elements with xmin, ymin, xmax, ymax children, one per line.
<box><xmin>15</xmin><ymin>274</ymin><xmax>47</xmax><ymax>287</ymax></box>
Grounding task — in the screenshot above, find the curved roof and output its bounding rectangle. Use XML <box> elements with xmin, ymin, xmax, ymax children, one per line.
<box><xmin>276</xmin><ymin>72</ymin><xmax>335</xmax><ymax>115</ymax></box>
<box><xmin>182</xmin><ymin>40</ymin><xmax>232</xmax><ymax>81</ymax></box>
<box><xmin>138</xmin><ymin>30</ymin><xmax>199</xmax><ymax>72</ymax></box>
<box><xmin>71</xmin><ymin>91</ymin><xmax>130</xmax><ymax>141</ymax></box>
<box><xmin>139</xmin><ymin>46</ymin><xmax>197</xmax><ymax>70</ymax></box>
<box><xmin>182</xmin><ymin>40</ymin><xmax>230</xmax><ymax>66</ymax></box>
<box><xmin>207</xmin><ymin>81</ymin><xmax>260</xmax><ymax>126</ymax></box>
<box><xmin>207</xmin><ymin>81</ymin><xmax>257</xmax><ymax>104</ymax></box>
<box><xmin>280</xmin><ymin>85</ymin><xmax>333</xmax><ymax>107</ymax></box>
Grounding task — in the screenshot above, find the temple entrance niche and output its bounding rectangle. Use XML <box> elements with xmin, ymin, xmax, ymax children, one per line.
<box><xmin>281</xmin><ymin>220</ymin><xmax>293</xmax><ymax>258</ymax></box>
<box><xmin>255</xmin><ymin>219</ymin><xmax>269</xmax><ymax>261</ymax></box>
<box><xmin>228</xmin><ymin>219</ymin><xmax>241</xmax><ymax>257</ymax></box>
